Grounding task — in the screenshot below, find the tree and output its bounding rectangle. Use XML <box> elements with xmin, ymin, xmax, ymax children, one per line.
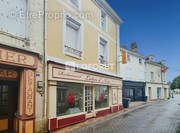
<box><xmin>170</xmin><ymin>76</ymin><xmax>180</xmax><ymax>90</ymax></box>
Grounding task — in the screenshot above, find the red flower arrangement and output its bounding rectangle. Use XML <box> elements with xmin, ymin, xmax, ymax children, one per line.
<box><xmin>100</xmin><ymin>93</ymin><xmax>104</xmax><ymax>101</ymax></box>
<box><xmin>67</xmin><ymin>93</ymin><xmax>75</xmax><ymax>104</ymax></box>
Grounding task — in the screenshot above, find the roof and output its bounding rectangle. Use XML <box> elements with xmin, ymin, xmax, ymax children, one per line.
<box><xmin>120</xmin><ymin>47</ymin><xmax>147</xmax><ymax>59</ymax></box>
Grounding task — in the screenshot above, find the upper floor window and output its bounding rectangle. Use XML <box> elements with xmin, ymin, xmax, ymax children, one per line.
<box><xmin>99</xmin><ymin>37</ymin><xmax>109</xmax><ymax>65</ymax></box>
<box><xmin>139</xmin><ymin>58</ymin><xmax>142</xmax><ymax>64</ymax></box>
<box><xmin>69</xmin><ymin>0</ymin><xmax>79</xmax><ymax>8</ymax></box>
<box><xmin>127</xmin><ymin>54</ymin><xmax>131</xmax><ymax>62</ymax></box>
<box><xmin>151</xmin><ymin>72</ymin><xmax>154</xmax><ymax>81</ymax></box>
<box><xmin>64</xmin><ymin>15</ymin><xmax>83</xmax><ymax>59</ymax></box>
<box><xmin>101</xmin><ymin>10</ymin><xmax>108</xmax><ymax>31</ymax></box>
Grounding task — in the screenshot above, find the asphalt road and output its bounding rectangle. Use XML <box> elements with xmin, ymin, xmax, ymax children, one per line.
<box><xmin>71</xmin><ymin>95</ymin><xmax>180</xmax><ymax>133</ymax></box>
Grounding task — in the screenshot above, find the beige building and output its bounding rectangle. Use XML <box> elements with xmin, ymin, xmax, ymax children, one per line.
<box><xmin>0</xmin><ymin>0</ymin><xmax>45</xmax><ymax>132</ymax></box>
<box><xmin>46</xmin><ymin>0</ymin><xmax>123</xmax><ymax>131</ymax></box>
<box><xmin>145</xmin><ymin>56</ymin><xmax>169</xmax><ymax>100</ymax></box>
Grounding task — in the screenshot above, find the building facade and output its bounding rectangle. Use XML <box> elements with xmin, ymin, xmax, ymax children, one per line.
<box><xmin>145</xmin><ymin>57</ymin><xmax>169</xmax><ymax>100</ymax></box>
<box><xmin>0</xmin><ymin>0</ymin><xmax>45</xmax><ymax>132</ymax></box>
<box><xmin>46</xmin><ymin>0</ymin><xmax>123</xmax><ymax>131</ymax></box>
<box><xmin>119</xmin><ymin>46</ymin><xmax>146</xmax><ymax>101</ymax></box>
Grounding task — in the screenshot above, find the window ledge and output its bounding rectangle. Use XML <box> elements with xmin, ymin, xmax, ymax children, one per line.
<box><xmin>57</xmin><ymin>112</ymin><xmax>86</xmax><ymax>120</ymax></box>
<box><xmin>99</xmin><ymin>59</ymin><xmax>109</xmax><ymax>67</ymax></box>
<box><xmin>64</xmin><ymin>45</ymin><xmax>83</xmax><ymax>59</ymax></box>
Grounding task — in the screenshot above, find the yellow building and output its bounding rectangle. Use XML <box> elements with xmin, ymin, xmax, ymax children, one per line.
<box><xmin>46</xmin><ymin>0</ymin><xmax>123</xmax><ymax>131</ymax></box>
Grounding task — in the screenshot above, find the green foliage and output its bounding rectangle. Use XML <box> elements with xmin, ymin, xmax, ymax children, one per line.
<box><xmin>170</xmin><ymin>75</ymin><xmax>180</xmax><ymax>90</ymax></box>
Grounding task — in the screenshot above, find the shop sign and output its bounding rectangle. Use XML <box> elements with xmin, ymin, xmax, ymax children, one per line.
<box><xmin>52</xmin><ymin>67</ymin><xmax>122</xmax><ymax>86</ymax></box>
<box><xmin>0</xmin><ymin>48</ymin><xmax>37</xmax><ymax>68</ymax></box>
<box><xmin>0</xmin><ymin>69</ymin><xmax>18</xmax><ymax>80</ymax></box>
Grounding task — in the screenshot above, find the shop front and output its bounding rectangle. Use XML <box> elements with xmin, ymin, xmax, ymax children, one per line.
<box><xmin>47</xmin><ymin>62</ymin><xmax>123</xmax><ymax>131</ymax></box>
<box><xmin>0</xmin><ymin>46</ymin><xmax>37</xmax><ymax>133</ymax></box>
<box><xmin>123</xmin><ymin>81</ymin><xmax>146</xmax><ymax>102</ymax></box>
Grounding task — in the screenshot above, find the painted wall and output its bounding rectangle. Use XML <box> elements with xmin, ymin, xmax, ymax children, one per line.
<box><xmin>145</xmin><ymin>63</ymin><xmax>168</xmax><ymax>100</ymax></box>
<box><xmin>46</xmin><ymin>0</ymin><xmax>118</xmax><ymax>74</ymax></box>
<box><xmin>0</xmin><ymin>0</ymin><xmax>45</xmax><ymax>132</ymax></box>
<box><xmin>119</xmin><ymin>48</ymin><xmax>146</xmax><ymax>82</ymax></box>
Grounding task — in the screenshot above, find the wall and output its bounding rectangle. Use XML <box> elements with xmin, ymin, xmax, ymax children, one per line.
<box><xmin>0</xmin><ymin>0</ymin><xmax>45</xmax><ymax>132</ymax></box>
<box><xmin>119</xmin><ymin>48</ymin><xmax>146</xmax><ymax>82</ymax></box>
<box><xmin>145</xmin><ymin>63</ymin><xmax>168</xmax><ymax>100</ymax></box>
<box><xmin>46</xmin><ymin>0</ymin><xmax>118</xmax><ymax>74</ymax></box>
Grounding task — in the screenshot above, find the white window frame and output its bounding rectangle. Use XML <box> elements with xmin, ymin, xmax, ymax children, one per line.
<box><xmin>98</xmin><ymin>34</ymin><xmax>109</xmax><ymax>66</ymax></box>
<box><xmin>100</xmin><ymin>10</ymin><xmax>108</xmax><ymax>32</ymax></box>
<box><xmin>151</xmin><ymin>72</ymin><xmax>154</xmax><ymax>81</ymax></box>
<box><xmin>127</xmin><ymin>54</ymin><xmax>131</xmax><ymax>62</ymax></box>
<box><xmin>63</xmin><ymin>11</ymin><xmax>84</xmax><ymax>59</ymax></box>
<box><xmin>68</xmin><ymin>0</ymin><xmax>81</xmax><ymax>10</ymax></box>
<box><xmin>139</xmin><ymin>58</ymin><xmax>142</xmax><ymax>64</ymax></box>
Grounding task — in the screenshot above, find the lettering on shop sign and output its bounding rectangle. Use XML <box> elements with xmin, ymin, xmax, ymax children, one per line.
<box><xmin>0</xmin><ymin>48</ymin><xmax>36</xmax><ymax>68</ymax></box>
<box><xmin>52</xmin><ymin>67</ymin><xmax>122</xmax><ymax>86</ymax></box>
<box><xmin>0</xmin><ymin>69</ymin><xmax>18</xmax><ymax>80</ymax></box>
<box><xmin>25</xmin><ymin>70</ymin><xmax>34</xmax><ymax>116</ymax></box>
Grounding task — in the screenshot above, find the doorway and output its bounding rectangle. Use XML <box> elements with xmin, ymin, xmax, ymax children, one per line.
<box><xmin>84</xmin><ymin>85</ymin><xmax>94</xmax><ymax>118</ymax></box>
<box><xmin>157</xmin><ymin>88</ymin><xmax>161</xmax><ymax>99</ymax></box>
<box><xmin>164</xmin><ymin>88</ymin><xmax>167</xmax><ymax>99</ymax></box>
<box><xmin>0</xmin><ymin>81</ymin><xmax>18</xmax><ymax>133</ymax></box>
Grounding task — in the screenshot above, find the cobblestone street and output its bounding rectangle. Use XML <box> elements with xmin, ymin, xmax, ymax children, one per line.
<box><xmin>71</xmin><ymin>96</ymin><xmax>180</xmax><ymax>133</ymax></box>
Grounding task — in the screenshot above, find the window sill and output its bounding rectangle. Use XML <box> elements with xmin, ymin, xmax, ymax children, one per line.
<box><xmin>95</xmin><ymin>107</ymin><xmax>110</xmax><ymax>112</ymax></box>
<box><xmin>64</xmin><ymin>45</ymin><xmax>83</xmax><ymax>60</ymax></box>
<box><xmin>99</xmin><ymin>61</ymin><xmax>109</xmax><ymax>68</ymax></box>
<box><xmin>57</xmin><ymin>112</ymin><xmax>86</xmax><ymax>120</ymax></box>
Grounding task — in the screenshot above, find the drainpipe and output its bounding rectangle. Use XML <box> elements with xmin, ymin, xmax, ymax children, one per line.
<box><xmin>43</xmin><ymin>0</ymin><xmax>48</xmax><ymax>131</ymax></box>
<box><xmin>116</xmin><ymin>24</ymin><xmax>120</xmax><ymax>76</ymax></box>
<box><xmin>160</xmin><ymin>63</ymin><xmax>164</xmax><ymax>98</ymax></box>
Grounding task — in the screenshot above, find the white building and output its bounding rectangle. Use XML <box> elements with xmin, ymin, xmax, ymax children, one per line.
<box><xmin>145</xmin><ymin>56</ymin><xmax>169</xmax><ymax>100</ymax></box>
<box><xmin>119</xmin><ymin>44</ymin><xmax>147</xmax><ymax>101</ymax></box>
<box><xmin>119</xmin><ymin>43</ymin><xmax>169</xmax><ymax>102</ymax></box>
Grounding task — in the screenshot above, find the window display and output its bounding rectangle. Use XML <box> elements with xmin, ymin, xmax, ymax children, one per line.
<box><xmin>57</xmin><ymin>82</ymin><xmax>83</xmax><ymax>116</ymax></box>
<box><xmin>95</xmin><ymin>85</ymin><xmax>109</xmax><ymax>109</ymax></box>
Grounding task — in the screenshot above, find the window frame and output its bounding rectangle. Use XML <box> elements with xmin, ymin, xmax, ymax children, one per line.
<box><xmin>151</xmin><ymin>72</ymin><xmax>154</xmax><ymax>81</ymax></box>
<box><xmin>68</xmin><ymin>0</ymin><xmax>81</xmax><ymax>10</ymax></box>
<box><xmin>100</xmin><ymin>10</ymin><xmax>108</xmax><ymax>32</ymax></box>
<box><xmin>98</xmin><ymin>34</ymin><xmax>109</xmax><ymax>66</ymax></box>
<box><xmin>127</xmin><ymin>54</ymin><xmax>131</xmax><ymax>62</ymax></box>
<box><xmin>139</xmin><ymin>58</ymin><xmax>142</xmax><ymax>64</ymax></box>
<box><xmin>63</xmin><ymin>11</ymin><xmax>84</xmax><ymax>59</ymax></box>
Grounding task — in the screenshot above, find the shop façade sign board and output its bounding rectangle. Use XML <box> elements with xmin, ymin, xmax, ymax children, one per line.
<box><xmin>0</xmin><ymin>47</ymin><xmax>37</xmax><ymax>69</ymax></box>
<box><xmin>49</xmin><ymin>64</ymin><xmax>122</xmax><ymax>87</ymax></box>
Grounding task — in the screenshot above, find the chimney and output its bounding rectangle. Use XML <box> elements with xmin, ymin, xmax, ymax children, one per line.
<box><xmin>160</xmin><ymin>60</ymin><xmax>166</xmax><ymax>65</ymax></box>
<box><xmin>148</xmin><ymin>55</ymin><xmax>155</xmax><ymax>61</ymax></box>
<box><xmin>130</xmin><ymin>42</ymin><xmax>138</xmax><ymax>53</ymax></box>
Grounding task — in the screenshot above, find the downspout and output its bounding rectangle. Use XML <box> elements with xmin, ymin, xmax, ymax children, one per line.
<box><xmin>43</xmin><ymin>0</ymin><xmax>48</xmax><ymax>130</ymax></box>
<box><xmin>160</xmin><ymin>63</ymin><xmax>164</xmax><ymax>98</ymax></box>
<box><xmin>116</xmin><ymin>24</ymin><xmax>120</xmax><ymax>76</ymax></box>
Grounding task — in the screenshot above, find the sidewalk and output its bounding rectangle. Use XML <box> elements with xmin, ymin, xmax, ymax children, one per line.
<box><xmin>53</xmin><ymin>101</ymin><xmax>155</xmax><ymax>133</ymax></box>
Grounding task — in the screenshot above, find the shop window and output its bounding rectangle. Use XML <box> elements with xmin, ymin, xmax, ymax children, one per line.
<box><xmin>95</xmin><ymin>85</ymin><xmax>109</xmax><ymax>109</ymax></box>
<box><xmin>56</xmin><ymin>82</ymin><xmax>83</xmax><ymax>117</ymax></box>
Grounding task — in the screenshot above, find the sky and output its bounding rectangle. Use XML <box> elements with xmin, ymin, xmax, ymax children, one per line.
<box><xmin>106</xmin><ymin>0</ymin><xmax>180</xmax><ymax>82</ymax></box>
